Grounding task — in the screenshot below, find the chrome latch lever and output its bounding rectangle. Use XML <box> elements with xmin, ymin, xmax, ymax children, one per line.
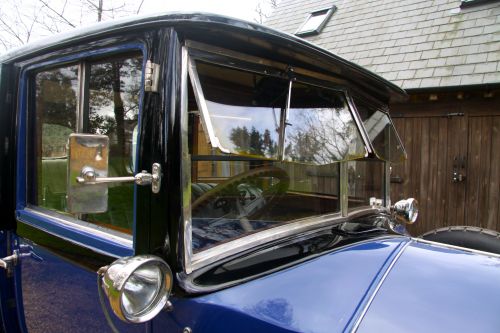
<box><xmin>76</xmin><ymin>163</ymin><xmax>162</xmax><ymax>194</ymax></box>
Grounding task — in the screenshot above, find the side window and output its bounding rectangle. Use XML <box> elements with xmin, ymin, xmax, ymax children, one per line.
<box><xmin>85</xmin><ymin>56</ymin><xmax>142</xmax><ymax>232</ymax></box>
<box><xmin>32</xmin><ymin>52</ymin><xmax>143</xmax><ymax>235</ymax></box>
<box><xmin>35</xmin><ymin>66</ymin><xmax>79</xmax><ymax>212</ymax></box>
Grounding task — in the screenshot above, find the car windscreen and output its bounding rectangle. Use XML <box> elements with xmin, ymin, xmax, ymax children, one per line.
<box><xmin>186</xmin><ymin>60</ymin><xmax>381</xmax><ymax>254</ymax></box>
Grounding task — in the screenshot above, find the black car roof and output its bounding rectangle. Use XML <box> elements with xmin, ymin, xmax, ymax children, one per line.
<box><xmin>0</xmin><ymin>12</ymin><xmax>407</xmax><ymax>102</ymax></box>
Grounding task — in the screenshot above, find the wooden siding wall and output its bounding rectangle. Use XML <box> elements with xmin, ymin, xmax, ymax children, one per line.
<box><xmin>390</xmin><ymin>93</ymin><xmax>500</xmax><ymax>236</ymax></box>
<box><xmin>466</xmin><ymin>115</ymin><xmax>500</xmax><ymax>231</ymax></box>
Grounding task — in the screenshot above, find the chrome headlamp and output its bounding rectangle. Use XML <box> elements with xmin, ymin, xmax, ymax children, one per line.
<box><xmin>99</xmin><ymin>255</ymin><xmax>173</xmax><ymax>323</ymax></box>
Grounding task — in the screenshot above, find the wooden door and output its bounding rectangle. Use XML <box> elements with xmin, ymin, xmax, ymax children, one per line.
<box><xmin>391</xmin><ymin>115</ymin><xmax>468</xmax><ymax>235</ymax></box>
<box><xmin>465</xmin><ymin>116</ymin><xmax>500</xmax><ymax>231</ymax></box>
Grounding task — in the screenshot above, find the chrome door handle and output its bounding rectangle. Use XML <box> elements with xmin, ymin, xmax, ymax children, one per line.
<box><xmin>76</xmin><ymin>163</ymin><xmax>162</xmax><ymax>194</ymax></box>
<box><xmin>0</xmin><ymin>245</ymin><xmax>43</xmax><ymax>271</ymax></box>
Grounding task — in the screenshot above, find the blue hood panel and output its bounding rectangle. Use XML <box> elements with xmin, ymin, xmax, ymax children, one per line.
<box><xmin>191</xmin><ymin>237</ymin><xmax>408</xmax><ymax>333</ymax></box>
<box><xmin>163</xmin><ymin>237</ymin><xmax>500</xmax><ymax>333</ymax></box>
<box><xmin>357</xmin><ymin>241</ymin><xmax>500</xmax><ymax>333</ymax></box>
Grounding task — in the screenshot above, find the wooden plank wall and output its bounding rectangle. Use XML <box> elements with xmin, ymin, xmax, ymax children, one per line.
<box><xmin>465</xmin><ymin>116</ymin><xmax>500</xmax><ymax>231</ymax></box>
<box><xmin>391</xmin><ymin>116</ymin><xmax>467</xmax><ymax>235</ymax></box>
<box><xmin>390</xmin><ymin>92</ymin><xmax>500</xmax><ymax>236</ymax></box>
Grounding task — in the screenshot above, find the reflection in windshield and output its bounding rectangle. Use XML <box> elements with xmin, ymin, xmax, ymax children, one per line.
<box><xmin>189</xmin><ymin>108</ymin><xmax>340</xmax><ymax>252</ymax></box>
<box><xmin>196</xmin><ymin>61</ymin><xmax>288</xmax><ymax>159</ymax></box>
<box><xmin>206</xmin><ymin>101</ymin><xmax>280</xmax><ymax>158</ymax></box>
<box><xmin>285</xmin><ymin>83</ymin><xmax>366</xmax><ymax>164</ymax></box>
<box><xmin>196</xmin><ymin>61</ymin><xmax>366</xmax><ymax>164</ymax></box>
<box><xmin>354</xmin><ymin>100</ymin><xmax>406</xmax><ymax>163</ymax></box>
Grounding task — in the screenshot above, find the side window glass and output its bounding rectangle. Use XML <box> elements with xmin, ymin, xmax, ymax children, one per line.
<box><xmin>35</xmin><ymin>66</ymin><xmax>79</xmax><ymax>212</ymax></box>
<box><xmin>84</xmin><ymin>55</ymin><xmax>142</xmax><ymax>233</ymax></box>
<box><xmin>32</xmin><ymin>53</ymin><xmax>143</xmax><ymax>235</ymax></box>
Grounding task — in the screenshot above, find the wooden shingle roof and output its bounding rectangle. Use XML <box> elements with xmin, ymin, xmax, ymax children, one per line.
<box><xmin>266</xmin><ymin>0</ymin><xmax>500</xmax><ymax>89</ymax></box>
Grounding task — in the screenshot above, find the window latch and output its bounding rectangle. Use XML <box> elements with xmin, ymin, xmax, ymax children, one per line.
<box><xmin>76</xmin><ymin>163</ymin><xmax>162</xmax><ymax>194</ymax></box>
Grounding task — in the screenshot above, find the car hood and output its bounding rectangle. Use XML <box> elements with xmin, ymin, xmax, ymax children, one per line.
<box><xmin>187</xmin><ymin>236</ymin><xmax>500</xmax><ymax>333</ymax></box>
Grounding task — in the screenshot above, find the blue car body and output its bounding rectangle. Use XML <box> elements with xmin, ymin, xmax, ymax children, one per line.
<box><xmin>11</xmin><ymin>234</ymin><xmax>500</xmax><ymax>333</ymax></box>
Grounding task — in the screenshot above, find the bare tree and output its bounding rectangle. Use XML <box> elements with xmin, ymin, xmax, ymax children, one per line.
<box><xmin>0</xmin><ymin>0</ymin><xmax>146</xmax><ymax>53</ymax></box>
<box><xmin>255</xmin><ymin>0</ymin><xmax>279</xmax><ymax>24</ymax></box>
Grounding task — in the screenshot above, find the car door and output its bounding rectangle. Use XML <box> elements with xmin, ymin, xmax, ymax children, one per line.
<box><xmin>9</xmin><ymin>47</ymin><xmax>154</xmax><ymax>333</ymax></box>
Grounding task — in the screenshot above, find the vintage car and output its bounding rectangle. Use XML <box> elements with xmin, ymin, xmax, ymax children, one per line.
<box><xmin>0</xmin><ymin>13</ymin><xmax>499</xmax><ymax>333</ymax></box>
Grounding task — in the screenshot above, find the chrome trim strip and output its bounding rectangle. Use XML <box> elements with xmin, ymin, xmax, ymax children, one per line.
<box><xmin>190</xmin><ymin>208</ymin><xmax>382</xmax><ymax>272</ymax></box>
<box><xmin>187</xmin><ymin>55</ymin><xmax>230</xmax><ymax>154</ymax></box>
<box><xmin>340</xmin><ymin>162</ymin><xmax>348</xmax><ymax>217</ymax></box>
<box><xmin>414</xmin><ymin>237</ymin><xmax>500</xmax><ymax>259</ymax></box>
<box><xmin>385</xmin><ymin>162</ymin><xmax>391</xmax><ymax>208</ymax></box>
<box><xmin>77</xmin><ymin>61</ymin><xmax>85</xmax><ymax>133</ymax></box>
<box><xmin>278</xmin><ymin>80</ymin><xmax>292</xmax><ymax>161</ymax></box>
<box><xmin>346</xmin><ymin>93</ymin><xmax>373</xmax><ymax>156</ymax></box>
<box><xmin>385</xmin><ymin>108</ymin><xmax>408</xmax><ymax>160</ymax></box>
<box><xmin>181</xmin><ymin>46</ymin><xmax>194</xmax><ymax>274</ymax></box>
<box><xmin>22</xmin><ymin>207</ymin><xmax>133</xmax><ymax>247</ymax></box>
<box><xmin>352</xmin><ymin>240</ymin><xmax>411</xmax><ymax>332</ymax></box>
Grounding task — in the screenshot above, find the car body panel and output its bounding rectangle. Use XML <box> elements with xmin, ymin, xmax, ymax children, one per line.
<box><xmin>15</xmin><ymin>239</ymin><xmax>146</xmax><ymax>333</ymax></box>
<box><xmin>162</xmin><ymin>237</ymin><xmax>408</xmax><ymax>333</ymax></box>
<box><xmin>356</xmin><ymin>240</ymin><xmax>500</xmax><ymax>333</ymax></box>
<box><xmin>152</xmin><ymin>237</ymin><xmax>500</xmax><ymax>333</ymax></box>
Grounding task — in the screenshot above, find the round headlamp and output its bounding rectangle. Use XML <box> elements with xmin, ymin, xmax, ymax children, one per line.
<box><xmin>100</xmin><ymin>255</ymin><xmax>173</xmax><ymax>323</ymax></box>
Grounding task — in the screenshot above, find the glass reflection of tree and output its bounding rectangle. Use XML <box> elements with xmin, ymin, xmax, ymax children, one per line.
<box><xmin>36</xmin><ymin>67</ymin><xmax>78</xmax><ymax>157</ymax></box>
<box><xmin>89</xmin><ymin>57</ymin><xmax>141</xmax><ymax>174</ymax></box>
<box><xmin>286</xmin><ymin>107</ymin><xmax>356</xmax><ymax>164</ymax></box>
<box><xmin>229</xmin><ymin>126</ymin><xmax>278</xmax><ymax>158</ymax></box>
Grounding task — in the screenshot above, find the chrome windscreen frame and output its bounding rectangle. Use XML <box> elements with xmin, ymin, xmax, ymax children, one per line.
<box><xmin>180</xmin><ymin>42</ymin><xmax>390</xmax><ymax>274</ymax></box>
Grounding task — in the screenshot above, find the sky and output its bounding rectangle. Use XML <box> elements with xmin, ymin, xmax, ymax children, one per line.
<box><xmin>0</xmin><ymin>0</ymin><xmax>276</xmax><ymax>53</ymax></box>
<box><xmin>141</xmin><ymin>0</ymin><xmax>265</xmax><ymax>22</ymax></box>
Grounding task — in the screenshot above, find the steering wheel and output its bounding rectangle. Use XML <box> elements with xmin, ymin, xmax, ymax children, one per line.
<box><xmin>191</xmin><ymin>166</ymin><xmax>289</xmax><ymax>230</ymax></box>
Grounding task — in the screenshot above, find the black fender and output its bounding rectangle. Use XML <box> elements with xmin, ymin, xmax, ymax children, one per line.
<box><xmin>420</xmin><ymin>226</ymin><xmax>500</xmax><ymax>255</ymax></box>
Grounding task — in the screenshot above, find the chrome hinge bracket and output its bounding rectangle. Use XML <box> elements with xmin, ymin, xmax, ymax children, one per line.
<box><xmin>145</xmin><ymin>60</ymin><xmax>160</xmax><ymax>93</ymax></box>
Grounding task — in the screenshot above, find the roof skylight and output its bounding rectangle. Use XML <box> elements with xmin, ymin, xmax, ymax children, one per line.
<box><xmin>295</xmin><ymin>6</ymin><xmax>336</xmax><ymax>36</ymax></box>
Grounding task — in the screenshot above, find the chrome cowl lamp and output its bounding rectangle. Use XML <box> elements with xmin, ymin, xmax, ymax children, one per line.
<box><xmin>392</xmin><ymin>198</ymin><xmax>419</xmax><ymax>224</ymax></box>
<box><xmin>99</xmin><ymin>255</ymin><xmax>173</xmax><ymax>323</ymax></box>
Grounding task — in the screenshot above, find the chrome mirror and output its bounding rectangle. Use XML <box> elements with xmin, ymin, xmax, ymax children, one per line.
<box><xmin>98</xmin><ymin>255</ymin><xmax>173</xmax><ymax>323</ymax></box>
<box><xmin>67</xmin><ymin>133</ymin><xmax>109</xmax><ymax>213</ymax></box>
<box><xmin>392</xmin><ymin>198</ymin><xmax>418</xmax><ymax>224</ymax></box>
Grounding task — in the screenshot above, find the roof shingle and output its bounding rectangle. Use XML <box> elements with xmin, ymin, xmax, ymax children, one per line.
<box><xmin>266</xmin><ymin>0</ymin><xmax>500</xmax><ymax>89</ymax></box>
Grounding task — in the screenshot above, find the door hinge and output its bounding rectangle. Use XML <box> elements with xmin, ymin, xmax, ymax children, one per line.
<box><xmin>145</xmin><ymin>60</ymin><xmax>160</xmax><ymax>93</ymax></box>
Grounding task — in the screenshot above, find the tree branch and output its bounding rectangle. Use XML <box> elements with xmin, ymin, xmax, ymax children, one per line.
<box><xmin>38</xmin><ymin>0</ymin><xmax>76</xmax><ymax>28</ymax></box>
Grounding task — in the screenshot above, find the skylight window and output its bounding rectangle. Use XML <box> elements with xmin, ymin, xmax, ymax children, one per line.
<box><xmin>460</xmin><ymin>0</ymin><xmax>500</xmax><ymax>8</ymax></box>
<box><xmin>295</xmin><ymin>6</ymin><xmax>336</xmax><ymax>36</ymax></box>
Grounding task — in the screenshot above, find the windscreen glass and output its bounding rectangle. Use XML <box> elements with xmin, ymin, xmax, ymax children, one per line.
<box><xmin>354</xmin><ymin>99</ymin><xmax>406</xmax><ymax>163</ymax></box>
<box><xmin>285</xmin><ymin>82</ymin><xmax>366</xmax><ymax>164</ymax></box>
<box><xmin>188</xmin><ymin>69</ymin><xmax>341</xmax><ymax>252</ymax></box>
<box><xmin>195</xmin><ymin>61</ymin><xmax>288</xmax><ymax>159</ymax></box>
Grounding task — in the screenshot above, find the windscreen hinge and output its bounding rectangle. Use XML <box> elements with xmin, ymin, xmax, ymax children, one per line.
<box><xmin>145</xmin><ymin>60</ymin><xmax>160</xmax><ymax>93</ymax></box>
